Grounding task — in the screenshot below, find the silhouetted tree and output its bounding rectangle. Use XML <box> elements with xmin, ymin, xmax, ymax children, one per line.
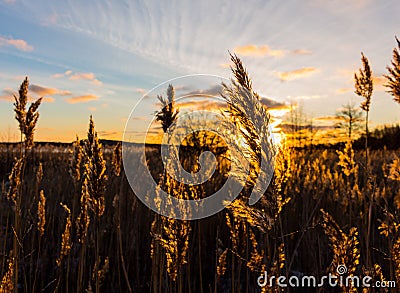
<box><xmin>335</xmin><ymin>102</ymin><xmax>363</xmax><ymax>139</ymax></box>
<box><xmin>384</xmin><ymin>36</ymin><xmax>400</xmax><ymax>104</ymax></box>
<box><xmin>355</xmin><ymin>52</ymin><xmax>373</xmax><ymax>167</ymax></box>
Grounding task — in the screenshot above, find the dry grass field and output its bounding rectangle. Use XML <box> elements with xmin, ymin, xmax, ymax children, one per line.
<box><xmin>0</xmin><ymin>54</ymin><xmax>400</xmax><ymax>293</ymax></box>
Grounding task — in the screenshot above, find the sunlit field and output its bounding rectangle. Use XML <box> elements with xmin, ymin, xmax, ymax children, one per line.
<box><xmin>0</xmin><ymin>45</ymin><xmax>400</xmax><ymax>293</ymax></box>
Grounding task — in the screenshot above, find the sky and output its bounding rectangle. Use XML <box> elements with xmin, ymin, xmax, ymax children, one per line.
<box><xmin>0</xmin><ymin>0</ymin><xmax>399</xmax><ymax>142</ymax></box>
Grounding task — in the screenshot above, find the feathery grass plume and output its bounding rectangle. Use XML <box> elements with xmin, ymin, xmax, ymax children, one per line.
<box><xmin>36</xmin><ymin>162</ymin><xmax>43</xmax><ymax>185</ymax></box>
<box><xmin>362</xmin><ymin>264</ymin><xmax>388</xmax><ymax>293</ymax></box>
<box><xmin>13</xmin><ymin>77</ymin><xmax>42</xmax><ymax>149</ymax></box>
<box><xmin>392</xmin><ymin>237</ymin><xmax>400</xmax><ymax>283</ymax></box>
<box><xmin>216</xmin><ymin>248</ymin><xmax>228</xmax><ymax>279</ymax></box>
<box><xmin>221</xmin><ymin>53</ymin><xmax>276</xmax><ymax>202</ymax></box>
<box><xmin>13</xmin><ymin>78</ymin><xmax>28</xmax><ymax>134</ymax></box>
<box><xmin>111</xmin><ymin>141</ymin><xmax>122</xmax><ymax>177</ymax></box>
<box><xmin>355</xmin><ymin>53</ymin><xmax>373</xmax><ymax>113</ymax></box>
<box><xmin>157</xmin><ymin>216</ymin><xmax>190</xmax><ymax>281</ymax></box>
<box><xmin>155</xmin><ymin>179</ymin><xmax>191</xmax><ymax>282</ymax></box>
<box><xmin>247</xmin><ymin>228</ymin><xmax>263</xmax><ymax>271</ymax></box>
<box><xmin>76</xmin><ymin>168</ymin><xmax>91</xmax><ymax>243</ymax></box>
<box><xmin>320</xmin><ymin>209</ymin><xmax>360</xmax><ymax>276</ymax></box>
<box><xmin>227</xmin><ymin>199</ymin><xmax>273</xmax><ymax>233</ymax></box>
<box><xmin>260</xmin><ymin>243</ymin><xmax>286</xmax><ymax>292</ymax></box>
<box><xmin>337</xmin><ymin>140</ymin><xmax>358</xmax><ymax>178</ymax></box>
<box><xmin>384</xmin><ymin>36</ymin><xmax>400</xmax><ymax>104</ymax></box>
<box><xmin>86</xmin><ymin>116</ymin><xmax>95</xmax><ymax>158</ymax></box>
<box><xmin>389</xmin><ymin>156</ymin><xmax>400</xmax><ymax>181</ymax></box>
<box><xmin>273</xmin><ymin>243</ymin><xmax>286</xmax><ymax>272</ymax></box>
<box><xmin>69</xmin><ymin>136</ymin><xmax>83</xmax><ymax>182</ymax></box>
<box><xmin>24</xmin><ymin>96</ymin><xmax>42</xmax><ymax>149</ymax></box>
<box><xmin>378</xmin><ymin>209</ymin><xmax>400</xmax><ymax>238</ymax></box>
<box><xmin>225</xmin><ymin>213</ymin><xmax>239</xmax><ymax>252</ymax></box>
<box><xmin>37</xmin><ymin>190</ymin><xmax>46</xmax><ymax>237</ymax></box>
<box><xmin>92</xmin><ymin>257</ymin><xmax>109</xmax><ymax>287</ymax></box>
<box><xmin>85</xmin><ymin>116</ymin><xmax>107</xmax><ymax>217</ymax></box>
<box><xmin>355</xmin><ymin>52</ymin><xmax>373</xmax><ymax>169</ymax></box>
<box><xmin>155</xmin><ymin>84</ymin><xmax>179</xmax><ymax>133</ymax></box>
<box><xmin>0</xmin><ymin>257</ymin><xmax>14</xmax><ymax>293</ymax></box>
<box><xmin>6</xmin><ymin>158</ymin><xmax>23</xmax><ymax>205</ymax></box>
<box><xmin>378</xmin><ymin>209</ymin><xmax>400</xmax><ymax>283</ymax></box>
<box><xmin>56</xmin><ymin>203</ymin><xmax>72</xmax><ymax>267</ymax></box>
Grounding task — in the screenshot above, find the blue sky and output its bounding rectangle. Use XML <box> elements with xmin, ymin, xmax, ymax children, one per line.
<box><xmin>0</xmin><ymin>0</ymin><xmax>399</xmax><ymax>142</ymax></box>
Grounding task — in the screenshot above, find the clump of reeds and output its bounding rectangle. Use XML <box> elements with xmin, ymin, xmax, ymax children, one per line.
<box><xmin>337</xmin><ymin>140</ymin><xmax>358</xmax><ymax>178</ymax></box>
<box><xmin>354</xmin><ymin>53</ymin><xmax>373</xmax><ymax>170</ymax></box>
<box><xmin>216</xmin><ymin>247</ymin><xmax>228</xmax><ymax>279</ymax></box>
<box><xmin>392</xmin><ymin>237</ymin><xmax>400</xmax><ymax>283</ymax></box>
<box><xmin>221</xmin><ymin>53</ymin><xmax>274</xmax><ymax>193</ymax></box>
<box><xmin>13</xmin><ymin>77</ymin><xmax>42</xmax><ymax>150</ymax></box>
<box><xmin>37</xmin><ymin>190</ymin><xmax>46</xmax><ymax>237</ymax></box>
<box><xmin>155</xmin><ymin>84</ymin><xmax>179</xmax><ymax>133</ymax></box>
<box><xmin>111</xmin><ymin>141</ymin><xmax>122</xmax><ymax>177</ymax></box>
<box><xmin>56</xmin><ymin>203</ymin><xmax>72</xmax><ymax>267</ymax></box>
<box><xmin>69</xmin><ymin>136</ymin><xmax>83</xmax><ymax>183</ymax></box>
<box><xmin>320</xmin><ymin>209</ymin><xmax>360</xmax><ymax>277</ymax></box>
<box><xmin>389</xmin><ymin>156</ymin><xmax>400</xmax><ymax>181</ymax></box>
<box><xmin>0</xmin><ymin>257</ymin><xmax>14</xmax><ymax>293</ymax></box>
<box><xmin>91</xmin><ymin>257</ymin><xmax>109</xmax><ymax>289</ymax></box>
<box><xmin>378</xmin><ymin>209</ymin><xmax>400</xmax><ymax>284</ymax></box>
<box><xmin>85</xmin><ymin>116</ymin><xmax>107</xmax><ymax>218</ymax></box>
<box><xmin>384</xmin><ymin>36</ymin><xmax>400</xmax><ymax>104</ymax></box>
<box><xmin>6</xmin><ymin>159</ymin><xmax>23</xmax><ymax>205</ymax></box>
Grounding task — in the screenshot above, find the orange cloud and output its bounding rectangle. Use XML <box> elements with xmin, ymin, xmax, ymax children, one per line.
<box><xmin>0</xmin><ymin>87</ymin><xmax>55</xmax><ymax>103</ymax></box>
<box><xmin>29</xmin><ymin>84</ymin><xmax>71</xmax><ymax>96</ymax></box>
<box><xmin>276</xmin><ymin>67</ymin><xmax>319</xmax><ymax>81</ymax></box>
<box><xmin>373</xmin><ymin>75</ymin><xmax>387</xmax><ymax>91</ymax></box>
<box><xmin>98</xmin><ymin>131</ymin><xmax>119</xmax><ymax>136</ymax></box>
<box><xmin>70</xmin><ymin>72</ymin><xmax>102</xmax><ymax>85</ymax></box>
<box><xmin>0</xmin><ymin>95</ymin><xmax>13</xmax><ymax>102</ymax></box>
<box><xmin>0</xmin><ymin>88</ymin><xmax>14</xmax><ymax>102</ymax></box>
<box><xmin>292</xmin><ymin>49</ymin><xmax>312</xmax><ymax>55</ymax></box>
<box><xmin>234</xmin><ymin>45</ymin><xmax>285</xmax><ymax>57</ymax></box>
<box><xmin>65</xmin><ymin>94</ymin><xmax>98</xmax><ymax>104</ymax></box>
<box><xmin>43</xmin><ymin>97</ymin><xmax>55</xmax><ymax>103</ymax></box>
<box><xmin>52</xmin><ymin>70</ymin><xmax>101</xmax><ymax>85</ymax></box>
<box><xmin>0</xmin><ymin>36</ymin><xmax>33</xmax><ymax>51</ymax></box>
<box><xmin>336</xmin><ymin>88</ymin><xmax>352</xmax><ymax>94</ymax></box>
<box><xmin>314</xmin><ymin>116</ymin><xmax>342</xmax><ymax>122</ymax></box>
<box><xmin>219</xmin><ymin>63</ymin><xmax>231</xmax><ymax>68</ymax></box>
